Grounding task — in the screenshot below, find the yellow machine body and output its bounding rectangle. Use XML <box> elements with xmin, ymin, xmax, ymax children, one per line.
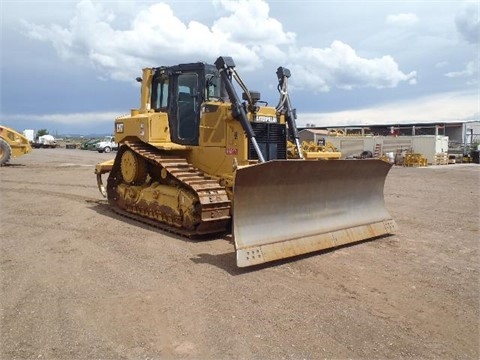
<box><xmin>95</xmin><ymin>57</ymin><xmax>397</xmax><ymax>267</ymax></box>
<box><xmin>0</xmin><ymin>126</ymin><xmax>32</xmax><ymax>166</ymax></box>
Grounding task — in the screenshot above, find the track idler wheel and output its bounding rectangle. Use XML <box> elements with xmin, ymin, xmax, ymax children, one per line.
<box><xmin>120</xmin><ymin>148</ymin><xmax>148</xmax><ymax>185</ymax></box>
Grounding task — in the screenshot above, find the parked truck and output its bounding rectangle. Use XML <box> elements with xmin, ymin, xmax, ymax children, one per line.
<box><xmin>95</xmin><ymin>136</ymin><xmax>118</xmax><ymax>153</ymax></box>
<box><xmin>22</xmin><ymin>129</ymin><xmax>35</xmax><ymax>143</ymax></box>
<box><xmin>32</xmin><ymin>134</ymin><xmax>58</xmax><ymax>148</ymax></box>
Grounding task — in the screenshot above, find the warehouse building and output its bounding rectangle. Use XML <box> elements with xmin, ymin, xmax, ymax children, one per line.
<box><xmin>298</xmin><ymin>121</ymin><xmax>480</xmax><ymax>164</ymax></box>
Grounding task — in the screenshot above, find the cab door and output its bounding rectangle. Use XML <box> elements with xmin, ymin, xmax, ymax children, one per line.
<box><xmin>169</xmin><ymin>72</ymin><xmax>200</xmax><ymax>145</ymax></box>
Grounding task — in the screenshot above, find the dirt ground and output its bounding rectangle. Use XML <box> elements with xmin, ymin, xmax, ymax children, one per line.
<box><xmin>1</xmin><ymin>149</ymin><xmax>479</xmax><ymax>360</ymax></box>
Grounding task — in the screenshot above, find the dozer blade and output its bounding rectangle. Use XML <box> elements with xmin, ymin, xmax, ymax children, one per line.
<box><xmin>233</xmin><ymin>159</ymin><xmax>397</xmax><ymax>267</ymax></box>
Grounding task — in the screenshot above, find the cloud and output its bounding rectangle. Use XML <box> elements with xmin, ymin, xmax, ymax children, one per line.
<box><xmin>299</xmin><ymin>91</ymin><xmax>478</xmax><ymax>127</ymax></box>
<box><xmin>445</xmin><ymin>61</ymin><xmax>478</xmax><ymax>78</ymax></box>
<box><xmin>212</xmin><ymin>0</ymin><xmax>295</xmax><ymax>45</ymax></box>
<box><xmin>287</xmin><ymin>41</ymin><xmax>417</xmax><ymax>92</ymax></box>
<box><xmin>435</xmin><ymin>61</ymin><xmax>449</xmax><ymax>68</ymax></box>
<box><xmin>445</xmin><ymin>60</ymin><xmax>479</xmax><ymax>85</ymax></box>
<box><xmin>21</xmin><ymin>0</ymin><xmax>415</xmax><ymax>93</ymax></box>
<box><xmin>455</xmin><ymin>1</ymin><xmax>479</xmax><ymax>44</ymax></box>
<box><xmin>10</xmin><ymin>90</ymin><xmax>474</xmax><ymax>130</ymax></box>
<box><xmin>385</xmin><ymin>13</ymin><xmax>419</xmax><ymax>26</ymax></box>
<box><xmin>21</xmin><ymin>0</ymin><xmax>293</xmax><ymax>79</ymax></box>
<box><xmin>5</xmin><ymin>111</ymin><xmax>119</xmax><ymax>125</ymax></box>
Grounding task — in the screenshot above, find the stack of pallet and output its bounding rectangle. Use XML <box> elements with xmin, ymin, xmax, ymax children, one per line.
<box><xmin>434</xmin><ymin>152</ymin><xmax>449</xmax><ymax>165</ymax></box>
<box><xmin>403</xmin><ymin>153</ymin><xmax>428</xmax><ymax>167</ymax></box>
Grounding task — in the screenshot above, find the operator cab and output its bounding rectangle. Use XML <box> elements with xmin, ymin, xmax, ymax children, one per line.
<box><xmin>150</xmin><ymin>63</ymin><xmax>221</xmax><ymax>146</ymax></box>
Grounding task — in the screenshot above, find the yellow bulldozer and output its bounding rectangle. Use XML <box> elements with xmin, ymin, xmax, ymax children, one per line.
<box><xmin>0</xmin><ymin>126</ymin><xmax>32</xmax><ymax>166</ymax></box>
<box><xmin>95</xmin><ymin>56</ymin><xmax>397</xmax><ymax>267</ymax></box>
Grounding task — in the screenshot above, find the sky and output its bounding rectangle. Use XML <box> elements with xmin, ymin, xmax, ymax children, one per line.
<box><xmin>0</xmin><ymin>0</ymin><xmax>478</xmax><ymax>135</ymax></box>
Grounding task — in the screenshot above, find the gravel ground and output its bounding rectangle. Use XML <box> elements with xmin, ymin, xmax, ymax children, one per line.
<box><xmin>1</xmin><ymin>149</ymin><xmax>479</xmax><ymax>359</ymax></box>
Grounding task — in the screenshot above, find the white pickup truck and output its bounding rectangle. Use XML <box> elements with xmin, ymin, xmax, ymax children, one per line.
<box><xmin>95</xmin><ymin>136</ymin><xmax>118</xmax><ymax>153</ymax></box>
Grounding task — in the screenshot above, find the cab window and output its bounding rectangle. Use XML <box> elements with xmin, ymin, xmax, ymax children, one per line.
<box><xmin>177</xmin><ymin>73</ymin><xmax>198</xmax><ymax>140</ymax></box>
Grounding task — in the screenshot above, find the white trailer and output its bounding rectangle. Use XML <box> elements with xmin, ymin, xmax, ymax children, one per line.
<box><xmin>23</xmin><ymin>129</ymin><xmax>35</xmax><ymax>143</ymax></box>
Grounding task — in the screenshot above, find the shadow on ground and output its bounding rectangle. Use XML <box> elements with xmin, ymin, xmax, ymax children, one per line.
<box><xmin>86</xmin><ymin>199</ymin><xmax>392</xmax><ymax>276</ymax></box>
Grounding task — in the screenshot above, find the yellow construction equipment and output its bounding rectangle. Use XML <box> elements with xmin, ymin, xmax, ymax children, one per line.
<box><xmin>328</xmin><ymin>129</ymin><xmax>346</xmax><ymax>136</ymax></box>
<box><xmin>287</xmin><ymin>140</ymin><xmax>341</xmax><ymax>160</ymax></box>
<box><xmin>403</xmin><ymin>153</ymin><xmax>428</xmax><ymax>167</ymax></box>
<box><xmin>0</xmin><ymin>126</ymin><xmax>32</xmax><ymax>166</ymax></box>
<box><xmin>95</xmin><ymin>56</ymin><xmax>397</xmax><ymax>267</ymax></box>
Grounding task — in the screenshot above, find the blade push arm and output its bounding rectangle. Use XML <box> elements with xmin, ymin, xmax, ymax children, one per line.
<box><xmin>214</xmin><ymin>56</ymin><xmax>265</xmax><ymax>163</ymax></box>
<box><xmin>276</xmin><ymin>67</ymin><xmax>303</xmax><ymax>159</ymax></box>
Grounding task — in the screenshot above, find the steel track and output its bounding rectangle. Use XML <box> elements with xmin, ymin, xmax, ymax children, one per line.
<box><xmin>107</xmin><ymin>141</ymin><xmax>231</xmax><ymax>238</ymax></box>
